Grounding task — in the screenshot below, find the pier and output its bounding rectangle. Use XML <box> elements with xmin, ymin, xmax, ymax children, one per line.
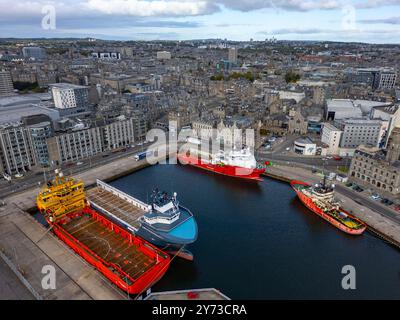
<box><xmin>0</xmin><ymin>149</ymin><xmax>170</xmax><ymax>300</ymax></box>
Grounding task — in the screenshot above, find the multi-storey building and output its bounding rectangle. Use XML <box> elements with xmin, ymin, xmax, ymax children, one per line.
<box><xmin>29</xmin><ymin>121</ymin><xmax>53</xmax><ymax>167</ymax></box>
<box><xmin>0</xmin><ymin>70</ymin><xmax>14</xmax><ymax>96</ymax></box>
<box><xmin>0</xmin><ymin>124</ymin><xmax>36</xmax><ymax>174</ymax></box>
<box><xmin>22</xmin><ymin>46</ymin><xmax>46</xmax><ymax>60</ymax></box>
<box><xmin>335</xmin><ymin>118</ymin><xmax>383</xmax><ymax>149</ymax></box>
<box><xmin>349</xmin><ymin>145</ymin><xmax>400</xmax><ymax>195</ymax></box>
<box><xmin>321</xmin><ymin>123</ymin><xmax>343</xmax><ymax>155</ymax></box>
<box><xmin>47</xmin><ymin>126</ymin><xmax>104</xmax><ymax>165</ymax></box>
<box><xmin>47</xmin><ymin>119</ymin><xmax>136</xmax><ymax>165</ymax></box>
<box><xmin>51</xmin><ymin>83</ymin><xmax>89</xmax><ymax>109</ymax></box>
<box><xmin>228</xmin><ymin>47</ymin><xmax>238</xmax><ymax>64</ymax></box>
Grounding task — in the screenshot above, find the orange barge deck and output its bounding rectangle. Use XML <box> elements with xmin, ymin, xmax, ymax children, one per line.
<box><xmin>53</xmin><ymin>206</ymin><xmax>170</xmax><ymax>295</ymax></box>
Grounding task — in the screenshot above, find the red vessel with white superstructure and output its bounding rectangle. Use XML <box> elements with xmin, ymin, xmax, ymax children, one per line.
<box><xmin>291</xmin><ymin>179</ymin><xmax>366</xmax><ymax>235</ymax></box>
<box><xmin>178</xmin><ymin>147</ymin><xmax>265</xmax><ymax>181</ymax></box>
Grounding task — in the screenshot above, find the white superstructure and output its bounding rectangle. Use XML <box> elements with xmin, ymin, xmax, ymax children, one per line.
<box><xmin>213</xmin><ymin>147</ymin><xmax>257</xmax><ymax>169</ymax></box>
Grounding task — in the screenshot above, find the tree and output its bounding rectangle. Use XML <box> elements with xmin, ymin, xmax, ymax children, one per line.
<box><xmin>285</xmin><ymin>71</ymin><xmax>301</xmax><ymax>84</ymax></box>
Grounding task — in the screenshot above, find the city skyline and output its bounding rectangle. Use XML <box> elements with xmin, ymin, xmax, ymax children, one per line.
<box><xmin>2</xmin><ymin>0</ymin><xmax>400</xmax><ymax>43</ymax></box>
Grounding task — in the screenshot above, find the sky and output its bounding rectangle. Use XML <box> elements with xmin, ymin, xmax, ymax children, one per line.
<box><xmin>1</xmin><ymin>0</ymin><xmax>400</xmax><ymax>43</ymax></box>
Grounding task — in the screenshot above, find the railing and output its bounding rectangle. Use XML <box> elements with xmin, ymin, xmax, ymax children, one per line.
<box><xmin>96</xmin><ymin>179</ymin><xmax>149</xmax><ymax>211</ymax></box>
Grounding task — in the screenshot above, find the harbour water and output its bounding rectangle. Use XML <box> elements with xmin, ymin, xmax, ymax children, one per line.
<box><xmin>111</xmin><ymin>163</ymin><xmax>400</xmax><ymax>299</ymax></box>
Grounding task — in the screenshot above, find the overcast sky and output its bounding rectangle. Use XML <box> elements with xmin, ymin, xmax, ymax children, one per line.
<box><xmin>1</xmin><ymin>0</ymin><xmax>400</xmax><ymax>43</ymax></box>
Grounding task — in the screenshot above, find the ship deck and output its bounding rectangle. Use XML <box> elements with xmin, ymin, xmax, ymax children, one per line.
<box><xmin>86</xmin><ymin>187</ymin><xmax>145</xmax><ymax>230</ymax></box>
<box><xmin>61</xmin><ymin>213</ymin><xmax>156</xmax><ymax>280</ymax></box>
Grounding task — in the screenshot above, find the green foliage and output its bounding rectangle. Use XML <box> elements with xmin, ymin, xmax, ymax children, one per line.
<box><xmin>210</xmin><ymin>74</ymin><xmax>224</xmax><ymax>81</ymax></box>
<box><xmin>13</xmin><ymin>81</ymin><xmax>46</xmax><ymax>93</ymax></box>
<box><xmin>285</xmin><ymin>71</ymin><xmax>301</xmax><ymax>83</ymax></box>
<box><xmin>228</xmin><ymin>71</ymin><xmax>255</xmax><ymax>82</ymax></box>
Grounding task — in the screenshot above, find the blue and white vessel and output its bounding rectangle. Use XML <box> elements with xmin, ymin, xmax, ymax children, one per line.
<box><xmin>87</xmin><ymin>180</ymin><xmax>198</xmax><ymax>260</ymax></box>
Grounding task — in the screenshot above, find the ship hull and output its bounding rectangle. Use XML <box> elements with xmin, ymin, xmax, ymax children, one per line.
<box><xmin>291</xmin><ymin>180</ymin><xmax>366</xmax><ymax>235</ymax></box>
<box><xmin>90</xmin><ymin>200</ymin><xmax>197</xmax><ymax>261</ymax></box>
<box><xmin>178</xmin><ymin>154</ymin><xmax>264</xmax><ymax>181</ymax></box>
<box><xmin>49</xmin><ymin>207</ymin><xmax>170</xmax><ymax>295</ymax></box>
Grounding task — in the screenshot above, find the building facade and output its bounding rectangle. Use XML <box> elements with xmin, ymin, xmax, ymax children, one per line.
<box><xmin>321</xmin><ymin>123</ymin><xmax>343</xmax><ymax>155</ymax></box>
<box><xmin>0</xmin><ymin>124</ymin><xmax>36</xmax><ymax>174</ymax></box>
<box><xmin>47</xmin><ymin>119</ymin><xmax>136</xmax><ymax>165</ymax></box>
<box><xmin>51</xmin><ymin>83</ymin><xmax>90</xmax><ymax>109</ymax></box>
<box><xmin>22</xmin><ymin>47</ymin><xmax>46</xmax><ymax>60</ymax></box>
<box><xmin>335</xmin><ymin>118</ymin><xmax>383</xmax><ymax>149</ymax></box>
<box><xmin>349</xmin><ymin>145</ymin><xmax>400</xmax><ymax>195</ymax></box>
<box><xmin>0</xmin><ymin>70</ymin><xmax>14</xmax><ymax>96</ymax></box>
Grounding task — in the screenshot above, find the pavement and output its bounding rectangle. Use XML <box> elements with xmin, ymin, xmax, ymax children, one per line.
<box><xmin>0</xmin><ymin>256</ymin><xmax>34</xmax><ymax>300</ymax></box>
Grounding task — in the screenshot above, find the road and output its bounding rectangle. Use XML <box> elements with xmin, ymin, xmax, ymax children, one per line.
<box><xmin>0</xmin><ymin>142</ymin><xmax>156</xmax><ymax>199</ymax></box>
<box><xmin>336</xmin><ymin>184</ymin><xmax>400</xmax><ymax>225</ymax></box>
<box><xmin>257</xmin><ymin>153</ymin><xmax>349</xmax><ymax>169</ymax></box>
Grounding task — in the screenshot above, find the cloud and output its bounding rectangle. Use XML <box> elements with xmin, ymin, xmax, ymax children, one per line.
<box><xmin>85</xmin><ymin>0</ymin><xmax>216</xmax><ymax>17</ymax></box>
<box><xmin>259</xmin><ymin>27</ymin><xmax>400</xmax><ymax>35</ymax></box>
<box><xmin>217</xmin><ymin>0</ymin><xmax>341</xmax><ymax>12</ymax></box>
<box><xmin>360</xmin><ymin>16</ymin><xmax>400</xmax><ymax>24</ymax></box>
<box><xmin>355</xmin><ymin>0</ymin><xmax>400</xmax><ymax>9</ymax></box>
<box><xmin>2</xmin><ymin>0</ymin><xmax>400</xmax><ymax>21</ymax></box>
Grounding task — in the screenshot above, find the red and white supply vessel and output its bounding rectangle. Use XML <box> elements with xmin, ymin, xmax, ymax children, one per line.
<box><xmin>178</xmin><ymin>147</ymin><xmax>265</xmax><ymax>181</ymax></box>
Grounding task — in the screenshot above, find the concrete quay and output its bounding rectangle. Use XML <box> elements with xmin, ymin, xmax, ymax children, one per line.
<box><xmin>0</xmin><ymin>150</ymin><xmax>168</xmax><ymax>300</ymax></box>
<box><xmin>264</xmin><ymin>165</ymin><xmax>400</xmax><ymax>249</ymax></box>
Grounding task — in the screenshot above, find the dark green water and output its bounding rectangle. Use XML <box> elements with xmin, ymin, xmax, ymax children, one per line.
<box><xmin>110</xmin><ymin>164</ymin><xmax>400</xmax><ymax>299</ymax></box>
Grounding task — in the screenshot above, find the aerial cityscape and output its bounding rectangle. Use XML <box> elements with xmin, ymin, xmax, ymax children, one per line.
<box><xmin>1</xmin><ymin>0</ymin><xmax>400</xmax><ymax>306</ymax></box>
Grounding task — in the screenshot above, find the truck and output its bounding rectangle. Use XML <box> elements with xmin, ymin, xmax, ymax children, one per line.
<box><xmin>134</xmin><ymin>150</ymin><xmax>153</xmax><ymax>161</ymax></box>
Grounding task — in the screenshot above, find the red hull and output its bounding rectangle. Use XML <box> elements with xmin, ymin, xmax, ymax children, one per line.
<box><xmin>290</xmin><ymin>180</ymin><xmax>366</xmax><ymax>235</ymax></box>
<box><xmin>50</xmin><ymin>207</ymin><xmax>170</xmax><ymax>295</ymax></box>
<box><xmin>178</xmin><ymin>154</ymin><xmax>265</xmax><ymax>181</ymax></box>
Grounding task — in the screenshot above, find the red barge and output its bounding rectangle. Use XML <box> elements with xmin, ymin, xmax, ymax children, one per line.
<box><xmin>37</xmin><ymin>170</ymin><xmax>170</xmax><ymax>295</ymax></box>
<box><xmin>291</xmin><ymin>179</ymin><xmax>366</xmax><ymax>235</ymax></box>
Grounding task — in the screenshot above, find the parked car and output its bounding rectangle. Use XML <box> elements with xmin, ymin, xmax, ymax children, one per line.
<box><xmin>394</xmin><ymin>205</ymin><xmax>400</xmax><ymax>212</ymax></box>
<box><xmin>346</xmin><ymin>182</ymin><xmax>353</xmax><ymax>188</ymax></box>
<box><xmin>370</xmin><ymin>193</ymin><xmax>381</xmax><ymax>201</ymax></box>
<box><xmin>381</xmin><ymin>198</ymin><xmax>394</xmax><ymax>206</ymax></box>
<box><xmin>333</xmin><ymin>155</ymin><xmax>343</xmax><ymax>161</ymax></box>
